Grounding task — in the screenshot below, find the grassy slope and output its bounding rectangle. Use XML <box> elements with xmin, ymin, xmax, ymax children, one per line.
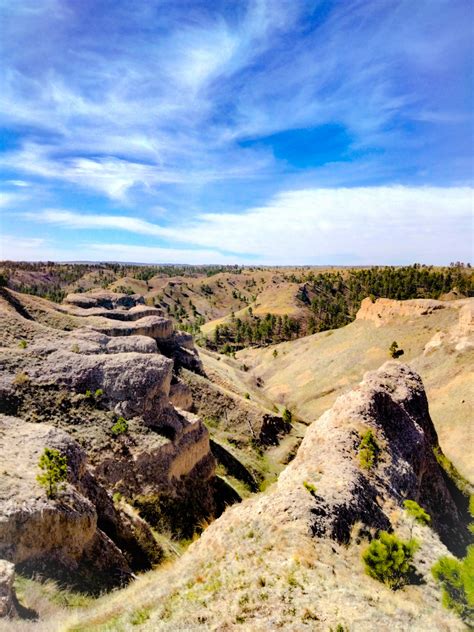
<box><xmin>2</xmin><ymin>296</ymin><xmax>471</xmax><ymax>631</ymax></box>
<box><xmin>209</xmin><ymin>300</ymin><xmax>474</xmax><ymax>483</ymax></box>
<box><xmin>200</xmin><ymin>280</ymin><xmax>304</xmax><ymax>334</ymax></box>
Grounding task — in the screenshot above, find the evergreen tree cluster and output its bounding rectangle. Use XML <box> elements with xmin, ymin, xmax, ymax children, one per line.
<box><xmin>303</xmin><ymin>264</ymin><xmax>473</xmax><ymax>333</ymax></box>
<box><xmin>209</xmin><ymin>312</ymin><xmax>301</xmax><ymax>352</ymax></box>
<box><xmin>362</xmin><ymin>531</ymin><xmax>419</xmax><ymax>589</ymax></box>
<box><xmin>204</xmin><ymin>265</ymin><xmax>473</xmax><ymax>352</ymax></box>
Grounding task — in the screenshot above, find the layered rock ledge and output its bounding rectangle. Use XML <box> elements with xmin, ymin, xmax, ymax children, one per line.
<box><xmin>0</xmin><ymin>288</ymin><xmax>216</xmax><ymax>594</ymax></box>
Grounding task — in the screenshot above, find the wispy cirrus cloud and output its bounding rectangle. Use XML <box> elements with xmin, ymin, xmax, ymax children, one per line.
<box><xmin>28</xmin><ymin>186</ymin><xmax>474</xmax><ymax>265</ymax></box>
<box><xmin>2</xmin><ymin>2</ymin><xmax>472</xmax><ymax>196</ymax></box>
<box><xmin>0</xmin><ymin>232</ymin><xmax>235</xmax><ymax>265</ymax></box>
<box><xmin>27</xmin><ymin>209</ymin><xmax>168</xmax><ymax>237</ymax></box>
<box><xmin>1</xmin><ymin>1</ymin><xmax>472</xmax><ymax>263</ymax></box>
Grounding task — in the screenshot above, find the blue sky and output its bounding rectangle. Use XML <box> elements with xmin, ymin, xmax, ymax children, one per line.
<box><xmin>0</xmin><ymin>0</ymin><xmax>473</xmax><ymax>264</ymax></box>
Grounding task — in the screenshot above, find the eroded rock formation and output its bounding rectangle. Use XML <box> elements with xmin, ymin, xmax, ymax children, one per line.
<box><xmin>0</xmin><ymin>288</ymin><xmax>215</xmax><ymax>594</ymax></box>
<box><xmin>0</xmin><ymin>416</ymin><xmax>137</xmax><ymax>590</ymax></box>
<box><xmin>277</xmin><ymin>361</ymin><xmax>468</xmax><ymax>552</ymax></box>
<box><xmin>136</xmin><ymin>363</ymin><xmax>469</xmax><ymax>630</ymax></box>
<box><xmin>0</xmin><ymin>560</ymin><xmax>16</xmax><ymax>618</ymax></box>
<box><xmin>356</xmin><ymin>295</ymin><xmax>471</xmax><ymax>327</ymax></box>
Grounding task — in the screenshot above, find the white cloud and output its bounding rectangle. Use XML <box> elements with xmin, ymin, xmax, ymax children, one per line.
<box><xmin>1</xmin><ymin>141</ymin><xmax>271</xmax><ymax>201</ymax></box>
<box><xmin>0</xmin><ymin>191</ymin><xmax>30</xmax><ymax>208</ymax></box>
<box><xmin>0</xmin><ymin>1</ymin><xmax>287</xmax><ymax>200</ymax></box>
<box><xmin>175</xmin><ymin>186</ymin><xmax>473</xmax><ymax>263</ymax></box>
<box><xmin>26</xmin><ymin>186</ymin><xmax>474</xmax><ymax>264</ymax></box>
<box><xmin>0</xmin><ymin>235</ymin><xmax>52</xmax><ymax>260</ymax></box>
<box><xmin>0</xmin><ymin>232</ymin><xmax>236</xmax><ymax>265</ymax></box>
<box><xmin>85</xmin><ymin>243</ymin><xmax>238</xmax><ymax>265</ymax></box>
<box><xmin>29</xmin><ymin>209</ymin><xmax>168</xmax><ymax>237</ymax></box>
<box><xmin>6</xmin><ymin>180</ymin><xmax>29</xmax><ymax>187</ymax></box>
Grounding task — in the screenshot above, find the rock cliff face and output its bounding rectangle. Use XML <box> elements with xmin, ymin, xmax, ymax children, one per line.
<box><xmin>277</xmin><ymin>362</ymin><xmax>468</xmax><ymax>552</ymax></box>
<box><xmin>98</xmin><ymin>363</ymin><xmax>468</xmax><ymax>631</ymax></box>
<box><xmin>356</xmin><ymin>296</ymin><xmax>470</xmax><ymax>326</ymax></box>
<box><xmin>0</xmin><ymin>415</ymin><xmax>137</xmax><ymax>590</ymax></box>
<box><xmin>0</xmin><ymin>289</ymin><xmax>215</xmax><ymax>593</ymax></box>
<box><xmin>63</xmin><ymin>290</ymin><xmax>145</xmax><ymax>310</ymax></box>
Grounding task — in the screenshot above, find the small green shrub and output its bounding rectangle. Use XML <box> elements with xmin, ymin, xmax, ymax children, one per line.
<box><xmin>303</xmin><ymin>481</ymin><xmax>317</xmax><ymax>497</ymax></box>
<box><xmin>272</xmin><ymin>349</ymin><xmax>278</xmax><ymax>358</ymax></box>
<box><xmin>432</xmin><ymin>545</ymin><xmax>474</xmax><ymax>622</ymax></box>
<box><xmin>362</xmin><ymin>531</ymin><xmax>419</xmax><ymax>589</ymax></box>
<box><xmin>282</xmin><ymin>407</ymin><xmax>292</xmax><ymax>425</ymax></box>
<box><xmin>389</xmin><ymin>341</ymin><xmax>404</xmax><ymax>359</ymax></box>
<box><xmin>111</xmin><ymin>417</ymin><xmax>129</xmax><ymax>437</ymax></box>
<box><xmin>94</xmin><ymin>388</ymin><xmax>103</xmax><ymax>399</ymax></box>
<box><xmin>359</xmin><ymin>429</ymin><xmax>380</xmax><ymax>469</ymax></box>
<box><xmin>203</xmin><ymin>416</ymin><xmax>219</xmax><ymax>428</ymax></box>
<box><xmin>287</xmin><ymin>572</ymin><xmax>299</xmax><ymax>587</ymax></box>
<box><xmin>130</xmin><ymin>607</ymin><xmax>151</xmax><ymax>625</ymax></box>
<box><xmin>37</xmin><ymin>448</ymin><xmax>68</xmax><ymax>499</ymax></box>
<box><xmin>18</xmin><ymin>339</ymin><xmax>28</xmax><ymax>349</ymax></box>
<box><xmin>244</xmin><ymin>392</ymin><xmax>250</xmax><ymax>400</ymax></box>
<box><xmin>403</xmin><ymin>500</ymin><xmax>431</xmax><ymax>526</ymax></box>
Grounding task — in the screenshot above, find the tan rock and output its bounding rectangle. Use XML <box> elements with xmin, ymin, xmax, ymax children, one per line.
<box><xmin>92</xmin><ymin>315</ymin><xmax>174</xmax><ymax>340</ymax></box>
<box><xmin>64</xmin><ymin>291</ymin><xmax>144</xmax><ymax>310</ymax></box>
<box><xmin>0</xmin><ymin>415</ymin><xmax>133</xmax><ymax>589</ymax></box>
<box><xmin>26</xmin><ymin>350</ymin><xmax>174</xmax><ymax>421</ymax></box>
<box><xmin>356</xmin><ymin>297</ymin><xmax>447</xmax><ymax>326</ymax></box>
<box><xmin>0</xmin><ymin>560</ymin><xmax>16</xmax><ymax>618</ymax></box>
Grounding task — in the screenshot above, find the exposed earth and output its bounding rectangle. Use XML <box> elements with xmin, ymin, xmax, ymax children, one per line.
<box><xmin>0</xmin><ymin>274</ymin><xmax>472</xmax><ymax>631</ymax></box>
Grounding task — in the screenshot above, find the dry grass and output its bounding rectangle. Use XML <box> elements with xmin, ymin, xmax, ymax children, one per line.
<box><xmin>232</xmin><ymin>301</ymin><xmax>473</xmax><ymax>482</ymax></box>
<box><xmin>19</xmin><ymin>494</ymin><xmax>461</xmax><ymax>632</ymax></box>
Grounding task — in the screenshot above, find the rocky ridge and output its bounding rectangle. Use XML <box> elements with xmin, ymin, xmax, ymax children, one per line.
<box><xmin>0</xmin><ymin>288</ymin><xmax>216</xmax><ymax>596</ymax></box>
<box><xmin>57</xmin><ymin>363</ymin><xmax>470</xmax><ymax>631</ymax></box>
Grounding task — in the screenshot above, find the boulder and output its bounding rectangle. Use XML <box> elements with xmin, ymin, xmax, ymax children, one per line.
<box><xmin>25</xmin><ymin>351</ymin><xmax>174</xmax><ymax>421</ymax></box>
<box><xmin>92</xmin><ymin>315</ymin><xmax>173</xmax><ymax>340</ymax></box>
<box><xmin>0</xmin><ymin>560</ymin><xmax>16</xmax><ymax>618</ymax></box>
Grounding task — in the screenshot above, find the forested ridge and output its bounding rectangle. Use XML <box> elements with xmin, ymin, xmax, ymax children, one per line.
<box><xmin>1</xmin><ymin>261</ymin><xmax>471</xmax><ymax>353</ymax></box>
<box><xmin>204</xmin><ymin>264</ymin><xmax>473</xmax><ymax>352</ymax></box>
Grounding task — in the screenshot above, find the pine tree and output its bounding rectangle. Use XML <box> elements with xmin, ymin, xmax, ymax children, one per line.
<box><xmin>37</xmin><ymin>448</ymin><xmax>68</xmax><ymax>499</ymax></box>
<box><xmin>362</xmin><ymin>531</ymin><xmax>419</xmax><ymax>589</ymax></box>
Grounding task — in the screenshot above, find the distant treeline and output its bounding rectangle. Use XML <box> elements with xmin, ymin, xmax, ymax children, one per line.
<box><xmin>0</xmin><ymin>261</ymin><xmax>244</xmax><ymax>302</ymax></box>
<box><xmin>203</xmin><ymin>264</ymin><xmax>473</xmax><ymax>353</ymax></box>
